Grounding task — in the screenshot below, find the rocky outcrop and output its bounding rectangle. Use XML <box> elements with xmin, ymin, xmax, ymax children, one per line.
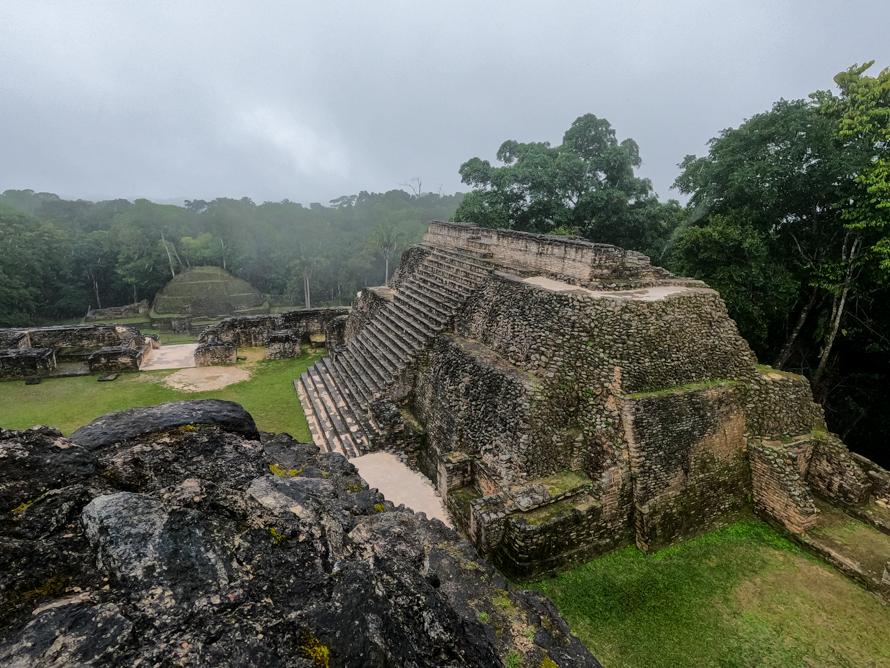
<box><xmin>69</xmin><ymin>399</ymin><xmax>260</xmax><ymax>451</ymax></box>
<box><xmin>0</xmin><ymin>401</ymin><xmax>600</xmax><ymax>667</ymax></box>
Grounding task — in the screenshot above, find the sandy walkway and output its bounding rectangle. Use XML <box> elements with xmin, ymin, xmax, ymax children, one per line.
<box><xmin>351</xmin><ymin>452</ymin><xmax>452</xmax><ymax>527</ymax></box>
<box><xmin>140</xmin><ymin>344</ymin><xmax>198</xmax><ymax>370</ymax></box>
<box><xmin>164</xmin><ymin>366</ymin><xmax>251</xmax><ymax>391</ymax></box>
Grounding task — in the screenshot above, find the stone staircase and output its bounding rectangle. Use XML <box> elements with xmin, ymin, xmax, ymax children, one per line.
<box><xmin>295</xmin><ymin>245</ymin><xmax>494</xmax><ymax>458</ymax></box>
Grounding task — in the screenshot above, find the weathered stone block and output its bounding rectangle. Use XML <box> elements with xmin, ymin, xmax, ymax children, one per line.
<box><xmin>0</xmin><ymin>348</ymin><xmax>56</xmax><ymax>380</ymax></box>
<box><xmin>264</xmin><ymin>329</ymin><xmax>301</xmax><ymax>360</ymax></box>
<box><xmin>194</xmin><ymin>341</ymin><xmax>237</xmax><ymax>366</ymax></box>
<box><xmin>87</xmin><ymin>346</ymin><xmax>143</xmax><ymax>375</ymax></box>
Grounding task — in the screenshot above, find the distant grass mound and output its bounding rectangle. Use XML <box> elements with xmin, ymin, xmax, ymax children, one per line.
<box><xmin>152</xmin><ymin>266</ymin><xmax>266</xmax><ymax>317</ymax></box>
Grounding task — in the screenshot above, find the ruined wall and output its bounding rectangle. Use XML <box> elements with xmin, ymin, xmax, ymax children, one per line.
<box><xmin>195</xmin><ymin>341</ymin><xmax>237</xmax><ymax>366</ymax></box>
<box><xmin>749</xmin><ymin>440</ymin><xmax>819</xmax><ymax>533</ymax></box>
<box><xmin>744</xmin><ymin>369</ymin><xmax>826</xmax><ymax>438</ymax></box>
<box><xmin>807</xmin><ymin>432</ymin><xmax>873</xmax><ymax>505</ymax></box>
<box><xmin>620</xmin><ymin>385</ymin><xmax>751</xmax><ymax>552</ymax></box>
<box><xmin>9</xmin><ymin>325</ymin><xmax>142</xmax><ymax>351</ymax></box>
<box><xmin>424</xmin><ymin>221</ymin><xmax>660</xmax><ymax>282</ymax></box>
<box><xmin>87</xmin><ymin>346</ymin><xmax>144</xmax><ymax>374</ymax></box>
<box><xmin>324</xmin><ymin>315</ymin><xmax>348</xmax><ymax>349</ymax></box>
<box><xmin>0</xmin><ymin>331</ymin><xmax>29</xmax><ymax>349</ymax></box>
<box><xmin>264</xmin><ymin>329</ymin><xmax>301</xmax><ymax>360</ymax></box>
<box><xmin>0</xmin><ymin>349</ymin><xmax>56</xmax><ymax>380</ymax></box>
<box><xmin>201</xmin><ymin>308</ymin><xmax>348</xmax><ymax>347</ymax></box>
<box><xmin>412</xmin><ymin>335</ymin><xmax>538</xmax><ymax>489</ymax></box>
<box><xmin>85</xmin><ymin>300</ymin><xmax>150</xmax><ymax>322</ymax></box>
<box><xmin>458</xmin><ymin>273</ymin><xmax>757</xmax><ymax>396</ymax></box>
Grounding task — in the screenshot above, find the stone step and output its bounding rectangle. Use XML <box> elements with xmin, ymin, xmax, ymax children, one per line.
<box><xmin>404</xmin><ymin>276</ymin><xmax>463</xmax><ymax>310</ymax></box>
<box><xmin>395</xmin><ymin>290</ymin><xmax>450</xmax><ymax>326</ymax></box>
<box><xmin>355</xmin><ymin>337</ymin><xmax>394</xmax><ymax>386</ymax></box>
<box><xmin>368</xmin><ymin>319</ymin><xmax>416</xmax><ymax>362</ymax></box>
<box><xmin>365</xmin><ymin>322</ymin><xmax>411</xmax><ymax>368</ymax></box>
<box><xmin>382</xmin><ymin>305</ymin><xmax>435</xmax><ymax>343</ymax></box>
<box><xmin>430</xmin><ymin>247</ymin><xmax>494</xmax><ymax>272</ymax></box>
<box><xmin>309</xmin><ymin>365</ymin><xmax>364</xmax><ymax>457</ymax></box>
<box><xmin>359</xmin><ymin>328</ymin><xmax>402</xmax><ymax>375</ymax></box>
<box><xmin>416</xmin><ymin>266</ymin><xmax>477</xmax><ymax>299</ymax></box>
<box><xmin>333</xmin><ymin>354</ymin><xmax>375</xmax><ymax>407</ymax></box>
<box><xmin>349</xmin><ymin>342</ymin><xmax>388</xmax><ymax>390</ymax></box>
<box><xmin>341</xmin><ymin>349</ymin><xmax>383</xmax><ymax>399</ymax></box>
<box><xmin>321</xmin><ymin>356</ymin><xmax>379</xmax><ymax>442</ymax></box>
<box><xmin>294</xmin><ymin>378</ymin><xmax>326</xmax><ymax>451</ymax></box>
<box><xmin>298</xmin><ymin>372</ymin><xmax>347</xmax><ymax>457</ymax></box>
<box><xmin>392</xmin><ymin>303</ymin><xmax>446</xmax><ymax>340</ymax></box>
<box><xmin>424</xmin><ymin>242</ymin><xmax>494</xmax><ymax>263</ymax></box>
<box><xmin>423</xmin><ymin>256</ymin><xmax>490</xmax><ymax>283</ymax></box>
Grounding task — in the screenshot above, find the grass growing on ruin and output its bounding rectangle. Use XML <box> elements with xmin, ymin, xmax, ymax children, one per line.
<box><xmin>532</xmin><ymin>520</ymin><xmax>890</xmax><ymax>668</ymax></box>
<box><xmin>0</xmin><ymin>348</ymin><xmax>322</xmax><ymax>441</ymax></box>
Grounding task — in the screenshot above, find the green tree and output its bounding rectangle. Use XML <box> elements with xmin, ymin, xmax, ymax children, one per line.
<box><xmin>452</xmin><ymin>114</ymin><xmax>677</xmax><ymax>255</ymax></box>
<box><xmin>365</xmin><ymin>221</ymin><xmax>405</xmax><ymax>285</ymax></box>
<box><xmin>672</xmin><ymin>98</ymin><xmax>873</xmax><ymax>380</ymax></box>
<box><xmin>287</xmin><ymin>243</ymin><xmax>328</xmax><ymax>309</ymax></box>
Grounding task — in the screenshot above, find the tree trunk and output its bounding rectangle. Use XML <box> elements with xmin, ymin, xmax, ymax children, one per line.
<box><xmin>384</xmin><ymin>257</ymin><xmax>389</xmax><ymax>286</ymax></box>
<box><xmin>219</xmin><ymin>238</ymin><xmax>226</xmax><ymax>270</ymax></box>
<box><xmin>92</xmin><ymin>272</ymin><xmax>101</xmax><ymax>309</ymax></box>
<box><xmin>161</xmin><ymin>232</ymin><xmax>176</xmax><ymax>278</ymax></box>
<box><xmin>774</xmin><ymin>286</ymin><xmax>819</xmax><ymax>369</ymax></box>
<box><xmin>304</xmin><ymin>275</ymin><xmax>311</xmax><ymax>310</ymax></box>
<box><xmin>813</xmin><ymin>234</ymin><xmax>862</xmax><ymax>395</ymax></box>
<box><xmin>133</xmin><ymin>284</ymin><xmax>137</xmax><ymax>303</ymax></box>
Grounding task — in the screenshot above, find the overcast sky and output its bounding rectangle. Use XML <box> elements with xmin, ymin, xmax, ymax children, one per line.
<box><xmin>1</xmin><ymin>1</ymin><xmax>888</xmax><ymax>207</ymax></box>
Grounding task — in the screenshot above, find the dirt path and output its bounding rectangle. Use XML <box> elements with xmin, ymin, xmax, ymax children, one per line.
<box><xmin>351</xmin><ymin>451</ymin><xmax>452</xmax><ymax>527</ymax></box>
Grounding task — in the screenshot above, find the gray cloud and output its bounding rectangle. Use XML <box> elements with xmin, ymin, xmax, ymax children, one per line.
<box><xmin>1</xmin><ymin>0</ymin><xmax>888</xmax><ymax>205</ymax></box>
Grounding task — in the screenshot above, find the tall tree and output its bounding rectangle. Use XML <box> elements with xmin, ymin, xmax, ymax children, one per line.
<box><xmin>365</xmin><ymin>221</ymin><xmax>405</xmax><ymax>286</ymax></box>
<box><xmin>452</xmin><ymin>114</ymin><xmax>679</xmax><ymax>255</ymax></box>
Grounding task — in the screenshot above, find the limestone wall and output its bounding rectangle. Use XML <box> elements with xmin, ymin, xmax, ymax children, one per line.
<box><xmin>457</xmin><ymin>273</ymin><xmax>757</xmax><ymax>396</ymax></box>
<box><xmin>0</xmin><ymin>331</ymin><xmax>29</xmax><ymax>349</ymax></box>
<box><xmin>744</xmin><ymin>369</ymin><xmax>826</xmax><ymax>438</ymax></box>
<box><xmin>0</xmin><ymin>349</ymin><xmax>56</xmax><ymax>380</ymax></box>
<box><xmin>390</xmin><ymin>243</ymin><xmax>432</xmax><ymax>291</ymax></box>
<box><xmin>8</xmin><ymin>325</ymin><xmax>143</xmax><ymax>351</ymax></box>
<box><xmin>749</xmin><ymin>440</ymin><xmax>818</xmax><ymax>533</ymax></box>
<box><xmin>412</xmin><ymin>335</ymin><xmax>539</xmax><ymax>489</ymax></box>
<box><xmin>620</xmin><ymin>385</ymin><xmax>751</xmax><ymax>552</ymax></box>
<box><xmin>264</xmin><ymin>329</ymin><xmax>301</xmax><ymax>360</ymax></box>
<box><xmin>200</xmin><ymin>308</ymin><xmax>349</xmax><ymax>347</ymax></box>
<box><xmin>195</xmin><ymin>341</ymin><xmax>237</xmax><ymax>366</ymax></box>
<box><xmin>87</xmin><ymin>346</ymin><xmax>144</xmax><ymax>374</ymax></box>
<box><xmin>807</xmin><ymin>432</ymin><xmax>873</xmax><ymax>505</ymax></box>
<box><xmin>85</xmin><ymin>299</ymin><xmax>150</xmax><ymax>322</ymax></box>
<box><xmin>423</xmin><ymin>221</ymin><xmax>659</xmax><ymax>282</ymax></box>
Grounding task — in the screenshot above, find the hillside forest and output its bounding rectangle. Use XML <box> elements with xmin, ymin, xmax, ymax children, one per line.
<box><xmin>1</xmin><ymin>62</ymin><xmax>887</xmax><ymax>465</ymax></box>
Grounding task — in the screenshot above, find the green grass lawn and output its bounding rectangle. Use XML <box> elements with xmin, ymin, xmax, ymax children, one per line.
<box><xmin>532</xmin><ymin>520</ymin><xmax>890</xmax><ymax>668</ymax></box>
<box><xmin>140</xmin><ymin>328</ymin><xmax>201</xmax><ymax>345</ymax></box>
<box><xmin>0</xmin><ymin>348</ymin><xmax>322</xmax><ymax>440</ymax></box>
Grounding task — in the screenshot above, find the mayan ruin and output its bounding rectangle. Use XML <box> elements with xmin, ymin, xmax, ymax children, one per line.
<box><xmin>294</xmin><ymin>221</ymin><xmax>890</xmax><ymax>587</ymax></box>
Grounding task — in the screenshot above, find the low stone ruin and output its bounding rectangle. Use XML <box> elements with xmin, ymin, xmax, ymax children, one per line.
<box><xmin>264</xmin><ymin>329</ymin><xmax>301</xmax><ymax>359</ymax></box>
<box><xmin>200</xmin><ymin>308</ymin><xmax>349</xmax><ymax>357</ymax></box>
<box><xmin>0</xmin><ymin>324</ymin><xmax>157</xmax><ymax>381</ymax></box>
<box><xmin>195</xmin><ymin>340</ymin><xmax>237</xmax><ymax>366</ymax></box>
<box><xmin>0</xmin><ymin>400</ymin><xmax>600</xmax><ymax>667</ymax></box>
<box><xmin>294</xmin><ymin>221</ymin><xmax>890</xmax><ymax>587</ymax></box>
<box><xmin>84</xmin><ymin>299</ymin><xmax>150</xmax><ymax>322</ymax></box>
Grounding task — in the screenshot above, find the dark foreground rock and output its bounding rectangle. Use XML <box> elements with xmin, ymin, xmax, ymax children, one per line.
<box><xmin>68</xmin><ymin>399</ymin><xmax>260</xmax><ymax>451</ymax></box>
<box><xmin>0</xmin><ymin>401</ymin><xmax>600</xmax><ymax>667</ymax></box>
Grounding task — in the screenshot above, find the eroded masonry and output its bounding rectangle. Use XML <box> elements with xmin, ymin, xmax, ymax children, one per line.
<box><xmin>297</xmin><ymin>221</ymin><xmax>890</xmax><ymax>584</ymax></box>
